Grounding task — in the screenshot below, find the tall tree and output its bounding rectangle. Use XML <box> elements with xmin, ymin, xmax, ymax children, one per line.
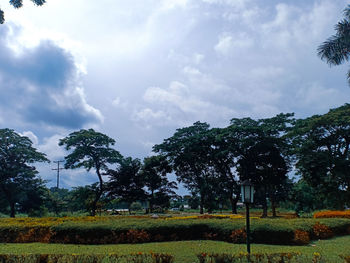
<box><xmin>59</xmin><ymin>129</ymin><xmax>122</xmax><ymax>216</ymax></box>
<box><xmin>0</xmin><ymin>0</ymin><xmax>46</xmax><ymax>24</ymax></box>
<box><xmin>0</xmin><ymin>128</ymin><xmax>49</xmax><ymax>217</ymax></box>
<box><xmin>318</xmin><ymin>4</ymin><xmax>350</xmax><ymax>85</ymax></box>
<box><xmin>225</xmin><ymin>114</ymin><xmax>294</xmax><ymax>217</ymax></box>
<box><xmin>107</xmin><ymin>157</ymin><xmax>145</xmax><ymax>213</ymax></box>
<box><xmin>209</xmin><ymin>127</ymin><xmax>241</xmax><ymax>214</ymax></box>
<box><xmin>154</xmin><ymin>121</ymin><xmax>216</xmax><ymax>214</ymax></box>
<box><xmin>140</xmin><ymin>155</ymin><xmax>177</xmax><ymax>213</ymax></box>
<box><xmin>289</xmin><ymin>104</ymin><xmax>350</xmax><ymax>208</ymax></box>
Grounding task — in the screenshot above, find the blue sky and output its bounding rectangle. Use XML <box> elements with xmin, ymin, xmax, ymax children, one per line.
<box><xmin>1</xmin><ymin>0</ymin><xmax>350</xmax><ymax>194</ymax></box>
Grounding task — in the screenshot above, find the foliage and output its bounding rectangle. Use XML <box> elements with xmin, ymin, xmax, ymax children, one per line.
<box><xmin>0</xmin><ymin>216</ymin><xmax>349</xmax><ymax>245</ymax></box>
<box><xmin>154</xmin><ymin>122</ymin><xmax>217</xmax><ymax>214</ymax></box>
<box><xmin>318</xmin><ymin>4</ymin><xmax>350</xmax><ymax>85</ymax></box>
<box><xmin>140</xmin><ymin>155</ymin><xmax>177</xmax><ymax>212</ymax></box>
<box><xmin>0</xmin><ymin>129</ymin><xmax>49</xmax><ymax>217</ymax></box>
<box><xmin>289</xmin><ymin>104</ymin><xmax>350</xmax><ymax>208</ymax></box>
<box><xmin>59</xmin><ymin>129</ymin><xmax>122</xmax><ymax>216</ymax></box>
<box><xmin>1</xmin><ymin>236</ymin><xmax>350</xmax><ymax>263</ymax></box>
<box><xmin>0</xmin><ymin>0</ymin><xmax>46</xmax><ymax>24</ymax></box>
<box><xmin>107</xmin><ymin>157</ymin><xmax>145</xmax><ymax>211</ymax></box>
<box><xmin>293</xmin><ymin>230</ymin><xmax>310</xmax><ymax>245</ymax></box>
<box><xmin>197</xmin><ymin>252</ymin><xmax>330</xmax><ymax>263</ymax></box>
<box><xmin>0</xmin><ymin>253</ymin><xmax>174</xmax><ymax>263</ymax></box>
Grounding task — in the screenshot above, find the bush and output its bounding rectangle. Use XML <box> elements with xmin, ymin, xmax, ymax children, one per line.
<box><xmin>0</xmin><ymin>216</ymin><xmax>349</xmax><ymax>245</ymax></box>
<box><xmin>293</xmin><ymin>229</ymin><xmax>310</xmax><ymax>245</ymax></box>
<box><xmin>312</xmin><ymin>222</ymin><xmax>333</xmax><ymax>239</ymax></box>
<box><xmin>130</xmin><ymin>202</ymin><xmax>143</xmax><ymax>212</ymax></box>
<box><xmin>0</xmin><ymin>253</ymin><xmax>174</xmax><ymax>263</ymax></box>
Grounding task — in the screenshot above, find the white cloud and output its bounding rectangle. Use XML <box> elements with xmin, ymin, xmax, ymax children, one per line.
<box><xmin>214</xmin><ymin>32</ymin><xmax>253</xmax><ymax>56</ymax></box>
<box><xmin>20</xmin><ymin>131</ymin><xmax>39</xmax><ymax>146</ymax></box>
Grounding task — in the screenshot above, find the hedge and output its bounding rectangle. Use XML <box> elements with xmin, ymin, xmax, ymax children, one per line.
<box><xmin>0</xmin><ymin>217</ymin><xmax>349</xmax><ymax>245</ymax></box>
<box><xmin>0</xmin><ymin>253</ymin><xmax>174</xmax><ymax>263</ymax></box>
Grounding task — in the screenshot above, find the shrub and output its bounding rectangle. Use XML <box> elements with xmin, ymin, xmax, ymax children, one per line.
<box><xmin>197</xmin><ymin>252</ymin><xmax>304</xmax><ymax>263</ymax></box>
<box><xmin>230</xmin><ymin>228</ymin><xmax>246</xmax><ymax>243</ymax></box>
<box><xmin>0</xmin><ymin>253</ymin><xmax>174</xmax><ymax>263</ymax></box>
<box><xmin>293</xmin><ymin>229</ymin><xmax>310</xmax><ymax>245</ymax></box>
<box><xmin>312</xmin><ymin>222</ymin><xmax>333</xmax><ymax>239</ymax></box>
<box><xmin>0</xmin><ymin>216</ymin><xmax>349</xmax><ymax>245</ymax></box>
<box><xmin>340</xmin><ymin>255</ymin><xmax>350</xmax><ymax>263</ymax></box>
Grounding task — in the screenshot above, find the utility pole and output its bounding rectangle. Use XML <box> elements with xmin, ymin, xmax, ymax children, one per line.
<box><xmin>52</xmin><ymin>160</ymin><xmax>65</xmax><ymax>189</ymax></box>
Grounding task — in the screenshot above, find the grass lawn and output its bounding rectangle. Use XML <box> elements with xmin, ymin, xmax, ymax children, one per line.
<box><xmin>0</xmin><ymin>236</ymin><xmax>349</xmax><ymax>262</ymax></box>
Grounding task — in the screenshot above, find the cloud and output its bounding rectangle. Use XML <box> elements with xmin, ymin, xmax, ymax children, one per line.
<box><xmin>214</xmin><ymin>32</ymin><xmax>254</xmax><ymax>56</ymax></box>
<box><xmin>19</xmin><ymin>131</ymin><xmax>39</xmax><ymax>145</ymax></box>
<box><xmin>0</xmin><ymin>24</ymin><xmax>102</xmax><ymax>130</ymax></box>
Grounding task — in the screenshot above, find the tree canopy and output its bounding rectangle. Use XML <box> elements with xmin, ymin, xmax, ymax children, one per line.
<box><xmin>0</xmin><ymin>128</ymin><xmax>48</xmax><ymax>217</ymax></box>
<box><xmin>289</xmin><ymin>104</ymin><xmax>350</xmax><ymax>208</ymax></box>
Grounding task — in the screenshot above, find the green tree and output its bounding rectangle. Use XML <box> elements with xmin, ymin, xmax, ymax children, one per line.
<box><xmin>289</xmin><ymin>104</ymin><xmax>350</xmax><ymax>208</ymax></box>
<box><xmin>0</xmin><ymin>0</ymin><xmax>46</xmax><ymax>24</ymax></box>
<box><xmin>318</xmin><ymin>4</ymin><xmax>350</xmax><ymax>85</ymax></box>
<box><xmin>210</xmin><ymin>127</ymin><xmax>242</xmax><ymax>214</ymax></box>
<box><xmin>154</xmin><ymin>122</ymin><xmax>217</xmax><ymax>214</ymax></box>
<box><xmin>68</xmin><ymin>183</ymin><xmax>100</xmax><ymax>213</ymax></box>
<box><xmin>59</xmin><ymin>129</ymin><xmax>122</xmax><ymax>216</ymax></box>
<box><xmin>140</xmin><ymin>155</ymin><xmax>177</xmax><ymax>213</ymax></box>
<box><xmin>44</xmin><ymin>187</ymin><xmax>71</xmax><ymax>216</ymax></box>
<box><xmin>225</xmin><ymin>114</ymin><xmax>294</xmax><ymax>217</ymax></box>
<box><xmin>107</xmin><ymin>157</ymin><xmax>146</xmax><ymax>213</ymax></box>
<box><xmin>0</xmin><ymin>128</ymin><xmax>49</xmax><ymax>217</ymax></box>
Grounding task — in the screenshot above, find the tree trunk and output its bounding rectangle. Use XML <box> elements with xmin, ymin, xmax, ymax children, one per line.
<box><xmin>10</xmin><ymin>202</ymin><xmax>15</xmax><ymax>218</ymax></box>
<box><xmin>261</xmin><ymin>190</ymin><xmax>268</xmax><ymax>218</ymax></box>
<box><xmin>230</xmin><ymin>195</ymin><xmax>239</xmax><ymax>214</ymax></box>
<box><xmin>91</xmin><ymin>167</ymin><xmax>104</xmax><ymax>216</ymax></box>
<box><xmin>200</xmin><ymin>194</ymin><xmax>204</xmax><ymax>214</ymax></box>
<box><xmin>150</xmin><ymin>189</ymin><xmax>154</xmax><ymax>213</ymax></box>
<box><xmin>271</xmin><ymin>198</ymin><xmax>277</xmax><ymax>217</ymax></box>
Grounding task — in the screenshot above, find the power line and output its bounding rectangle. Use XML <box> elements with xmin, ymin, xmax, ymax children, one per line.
<box><xmin>52</xmin><ymin>160</ymin><xmax>65</xmax><ymax>188</ymax></box>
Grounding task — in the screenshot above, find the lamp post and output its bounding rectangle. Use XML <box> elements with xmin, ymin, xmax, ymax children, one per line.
<box><xmin>241</xmin><ymin>180</ymin><xmax>254</xmax><ymax>254</ymax></box>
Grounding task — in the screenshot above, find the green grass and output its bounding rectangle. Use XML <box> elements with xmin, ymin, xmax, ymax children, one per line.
<box><xmin>0</xmin><ymin>235</ymin><xmax>349</xmax><ymax>263</ymax></box>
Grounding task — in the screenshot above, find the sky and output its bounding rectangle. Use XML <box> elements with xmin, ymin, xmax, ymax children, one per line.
<box><xmin>1</xmin><ymin>0</ymin><xmax>350</xmax><ymax>194</ymax></box>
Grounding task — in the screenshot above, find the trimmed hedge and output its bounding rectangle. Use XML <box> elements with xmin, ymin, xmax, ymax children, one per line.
<box><xmin>0</xmin><ymin>217</ymin><xmax>349</xmax><ymax>245</ymax></box>
<box><xmin>197</xmin><ymin>252</ymin><xmax>349</xmax><ymax>263</ymax></box>
<box><xmin>0</xmin><ymin>253</ymin><xmax>174</xmax><ymax>263</ymax></box>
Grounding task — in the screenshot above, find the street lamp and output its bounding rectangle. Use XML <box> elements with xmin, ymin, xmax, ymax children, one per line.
<box><xmin>241</xmin><ymin>180</ymin><xmax>254</xmax><ymax>254</ymax></box>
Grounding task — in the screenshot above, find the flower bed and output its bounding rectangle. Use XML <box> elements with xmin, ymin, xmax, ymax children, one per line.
<box><xmin>314</xmin><ymin>210</ymin><xmax>350</xmax><ymax>219</ymax></box>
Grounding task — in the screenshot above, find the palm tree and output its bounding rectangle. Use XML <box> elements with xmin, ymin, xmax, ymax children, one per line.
<box><xmin>318</xmin><ymin>5</ymin><xmax>350</xmax><ymax>84</ymax></box>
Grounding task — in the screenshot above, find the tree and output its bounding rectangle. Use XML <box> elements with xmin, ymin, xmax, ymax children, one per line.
<box><xmin>0</xmin><ymin>128</ymin><xmax>49</xmax><ymax>217</ymax></box>
<box><xmin>289</xmin><ymin>104</ymin><xmax>350</xmax><ymax>208</ymax></box>
<box><xmin>0</xmin><ymin>0</ymin><xmax>46</xmax><ymax>24</ymax></box>
<box><xmin>44</xmin><ymin>187</ymin><xmax>71</xmax><ymax>216</ymax></box>
<box><xmin>223</xmin><ymin>114</ymin><xmax>294</xmax><ymax>217</ymax></box>
<box><xmin>318</xmin><ymin>4</ymin><xmax>350</xmax><ymax>85</ymax></box>
<box><xmin>106</xmin><ymin>157</ymin><xmax>146</xmax><ymax>213</ymax></box>
<box><xmin>140</xmin><ymin>155</ymin><xmax>177</xmax><ymax>212</ymax></box>
<box><xmin>68</xmin><ymin>183</ymin><xmax>104</xmax><ymax>213</ymax></box>
<box><xmin>210</xmin><ymin>127</ymin><xmax>241</xmax><ymax>214</ymax></box>
<box><xmin>59</xmin><ymin>129</ymin><xmax>122</xmax><ymax>216</ymax></box>
<box><xmin>154</xmin><ymin>122</ymin><xmax>217</xmax><ymax>214</ymax></box>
